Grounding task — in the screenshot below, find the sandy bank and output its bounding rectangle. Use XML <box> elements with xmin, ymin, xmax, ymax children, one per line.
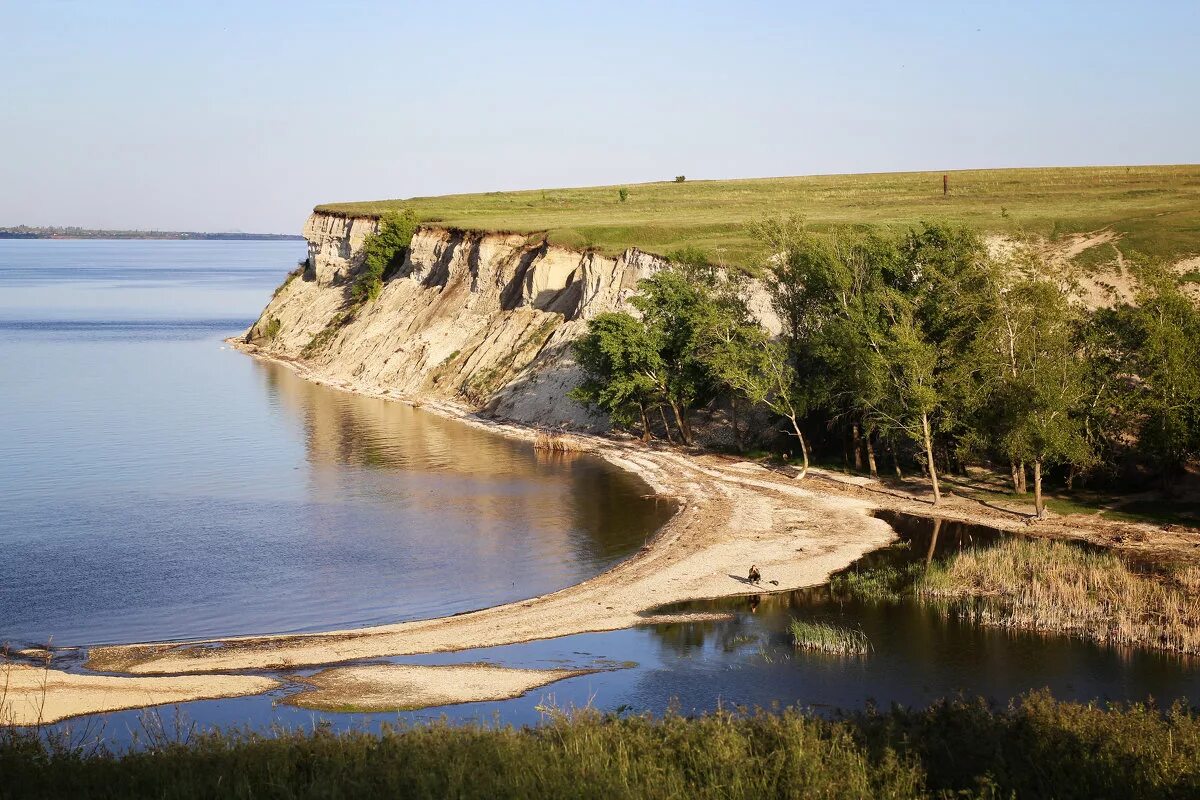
<box><xmin>286</xmin><ymin>663</ymin><xmax>598</xmax><ymax>712</ymax></box>
<box><xmin>0</xmin><ymin>663</ymin><xmax>278</xmax><ymax>726</ymax></box>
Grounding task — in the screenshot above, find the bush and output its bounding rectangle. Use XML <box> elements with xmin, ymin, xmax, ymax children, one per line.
<box><xmin>618</xmin><ymin>188</ymin><xmax>629</xmax><ymax>203</ymax></box>
<box><xmin>675</xmin><ymin>175</ymin><xmax>686</xmax><ymax>182</ymax></box>
<box><xmin>351</xmin><ymin>209</ymin><xmax>419</xmax><ymax>303</ymax></box>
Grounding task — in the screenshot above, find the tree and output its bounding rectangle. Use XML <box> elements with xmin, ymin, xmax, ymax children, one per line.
<box><xmin>870</xmin><ymin>298</ymin><xmax>946</xmax><ymax>504</ymax></box>
<box><xmin>706</xmin><ymin>328</ymin><xmax>813</xmax><ymax>476</ymax></box>
<box><xmin>1099</xmin><ymin>267</ymin><xmax>1200</xmax><ymax>485</ymax></box>
<box><xmin>569</xmin><ymin>312</ymin><xmax>661</xmax><ymax>441</ymax></box>
<box><xmin>994</xmin><ymin>278</ymin><xmax>1093</xmax><ymax>518</ymax></box>
<box><xmin>628</xmin><ymin>270</ymin><xmax>719</xmax><ymax>445</ymax></box>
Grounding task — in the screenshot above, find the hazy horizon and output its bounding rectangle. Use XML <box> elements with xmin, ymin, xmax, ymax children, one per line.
<box><xmin>4</xmin><ymin>1</ymin><xmax>1197</xmax><ymax>234</ymax></box>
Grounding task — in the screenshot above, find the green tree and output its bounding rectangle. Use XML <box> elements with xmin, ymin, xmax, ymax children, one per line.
<box><xmin>569</xmin><ymin>312</ymin><xmax>661</xmax><ymax>441</ymax></box>
<box><xmin>1100</xmin><ymin>267</ymin><xmax>1200</xmax><ymax>485</ymax></box>
<box><xmin>870</xmin><ymin>297</ymin><xmax>946</xmax><ymax>504</ymax></box>
<box><xmin>628</xmin><ymin>270</ymin><xmax>719</xmax><ymax>444</ymax></box>
<box><xmin>706</xmin><ymin>327</ymin><xmax>813</xmax><ymax>476</ymax></box>
<box><xmin>995</xmin><ymin>278</ymin><xmax>1092</xmax><ymax>518</ymax></box>
<box><xmin>352</xmin><ymin>209</ymin><xmax>419</xmax><ymax>303</ymax></box>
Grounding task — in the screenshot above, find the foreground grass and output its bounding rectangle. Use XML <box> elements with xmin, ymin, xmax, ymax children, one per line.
<box><xmin>3</xmin><ymin>693</ymin><xmax>1199</xmax><ymax>799</ymax></box>
<box><xmin>834</xmin><ymin>537</ymin><xmax>1200</xmax><ymax>654</ymax></box>
<box><xmin>316</xmin><ymin>165</ymin><xmax>1200</xmax><ymax>266</ymax></box>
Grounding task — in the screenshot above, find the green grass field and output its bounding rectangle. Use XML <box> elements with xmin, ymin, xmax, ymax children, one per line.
<box><xmin>316</xmin><ymin>165</ymin><xmax>1200</xmax><ymax>267</ymax></box>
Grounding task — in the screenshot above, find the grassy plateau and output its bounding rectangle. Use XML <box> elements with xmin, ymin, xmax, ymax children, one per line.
<box><xmin>316</xmin><ymin>165</ymin><xmax>1200</xmax><ymax>267</ymax></box>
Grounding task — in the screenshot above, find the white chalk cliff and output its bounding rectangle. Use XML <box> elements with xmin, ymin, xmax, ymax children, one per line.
<box><xmin>246</xmin><ymin>213</ymin><xmax>673</xmax><ymax>428</ymax></box>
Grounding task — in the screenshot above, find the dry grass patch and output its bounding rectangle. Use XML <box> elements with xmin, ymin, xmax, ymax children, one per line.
<box><xmin>921</xmin><ymin>539</ymin><xmax>1200</xmax><ymax>654</ymax></box>
<box><xmin>532</xmin><ymin>432</ymin><xmax>587</xmax><ymax>452</ymax></box>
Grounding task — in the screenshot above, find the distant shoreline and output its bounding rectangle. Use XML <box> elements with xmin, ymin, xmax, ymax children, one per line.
<box><xmin>0</xmin><ymin>227</ymin><xmax>303</xmax><ymax>241</ymax></box>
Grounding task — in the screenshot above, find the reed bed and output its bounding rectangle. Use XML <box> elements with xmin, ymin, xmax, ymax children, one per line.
<box><xmin>789</xmin><ymin>619</ymin><xmax>872</xmax><ymax>655</ymax></box>
<box><xmin>919</xmin><ymin>539</ymin><xmax>1200</xmax><ymax>655</ymax></box>
<box><xmin>532</xmin><ymin>432</ymin><xmax>586</xmax><ymax>452</ymax></box>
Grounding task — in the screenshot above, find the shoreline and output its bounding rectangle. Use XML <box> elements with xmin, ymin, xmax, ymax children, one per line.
<box><xmin>11</xmin><ymin>340</ymin><xmax>1198</xmax><ymax>723</ymax></box>
<box><xmin>84</xmin><ymin>342</ymin><xmax>899</xmax><ymax>676</ymax></box>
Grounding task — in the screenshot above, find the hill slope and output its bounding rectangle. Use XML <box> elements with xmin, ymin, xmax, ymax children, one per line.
<box><xmin>316</xmin><ymin>165</ymin><xmax>1200</xmax><ymax>268</ymax></box>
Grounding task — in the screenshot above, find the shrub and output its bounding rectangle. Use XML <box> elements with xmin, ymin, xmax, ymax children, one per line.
<box><xmin>352</xmin><ymin>209</ymin><xmax>419</xmax><ymax>303</ymax></box>
<box><xmin>618</xmin><ymin>188</ymin><xmax>629</xmax><ymax>203</ymax></box>
<box><xmin>272</xmin><ymin>264</ymin><xmax>305</xmax><ymax>298</ymax></box>
<box><xmin>675</xmin><ymin>175</ymin><xmax>686</xmax><ymax>182</ymax></box>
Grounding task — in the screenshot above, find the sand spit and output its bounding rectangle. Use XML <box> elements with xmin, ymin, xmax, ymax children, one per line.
<box><xmin>0</xmin><ymin>663</ymin><xmax>278</xmax><ymax>726</ymax></box>
<box><xmin>286</xmin><ymin>663</ymin><xmax>598</xmax><ymax>712</ymax></box>
<box><xmin>87</xmin><ymin>437</ymin><xmax>894</xmax><ymax>674</ymax></box>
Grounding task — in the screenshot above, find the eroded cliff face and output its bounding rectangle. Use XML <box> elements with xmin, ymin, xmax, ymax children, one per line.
<box><xmin>246</xmin><ymin>213</ymin><xmax>671</xmax><ymax>428</ymax></box>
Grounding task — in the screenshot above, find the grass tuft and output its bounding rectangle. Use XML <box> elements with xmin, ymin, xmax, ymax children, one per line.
<box><xmin>789</xmin><ymin>619</ymin><xmax>872</xmax><ymax>655</ymax></box>
<box><xmin>919</xmin><ymin>538</ymin><xmax>1200</xmax><ymax>655</ymax></box>
<box><xmin>533</xmin><ymin>432</ymin><xmax>586</xmax><ymax>452</ymax></box>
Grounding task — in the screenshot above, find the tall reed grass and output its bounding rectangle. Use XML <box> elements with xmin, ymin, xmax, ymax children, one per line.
<box><xmin>789</xmin><ymin>619</ymin><xmax>872</xmax><ymax>655</ymax></box>
<box><xmin>532</xmin><ymin>432</ymin><xmax>586</xmax><ymax>452</ymax></box>
<box><xmin>919</xmin><ymin>538</ymin><xmax>1200</xmax><ymax>655</ymax></box>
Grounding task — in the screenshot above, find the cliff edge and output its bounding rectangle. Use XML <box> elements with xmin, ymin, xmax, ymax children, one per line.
<box><xmin>244</xmin><ymin>213</ymin><xmax>671</xmax><ymax>428</ymax></box>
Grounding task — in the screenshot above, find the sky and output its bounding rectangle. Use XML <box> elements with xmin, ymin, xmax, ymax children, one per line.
<box><xmin>2</xmin><ymin>1</ymin><xmax>1197</xmax><ymax>234</ymax></box>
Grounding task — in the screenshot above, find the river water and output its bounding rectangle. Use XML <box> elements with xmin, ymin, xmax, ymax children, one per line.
<box><xmin>3</xmin><ymin>240</ymin><xmax>1198</xmax><ymax>742</ymax></box>
<box><xmin>0</xmin><ymin>240</ymin><xmax>669</xmax><ymax>647</ymax></box>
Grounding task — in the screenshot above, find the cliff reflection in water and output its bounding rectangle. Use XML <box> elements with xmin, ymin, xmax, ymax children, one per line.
<box><xmin>256</xmin><ymin>358</ymin><xmax>673</xmax><ymax>598</ymax></box>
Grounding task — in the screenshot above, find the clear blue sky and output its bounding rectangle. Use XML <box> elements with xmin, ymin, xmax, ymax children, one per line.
<box><xmin>3</xmin><ymin>0</ymin><xmax>1197</xmax><ymax>233</ymax></box>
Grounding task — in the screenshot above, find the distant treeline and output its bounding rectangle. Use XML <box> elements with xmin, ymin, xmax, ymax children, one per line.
<box><xmin>0</xmin><ymin>225</ymin><xmax>302</xmax><ymax>241</ymax></box>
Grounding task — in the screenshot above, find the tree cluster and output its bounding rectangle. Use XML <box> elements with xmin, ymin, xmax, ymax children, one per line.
<box><xmin>571</xmin><ymin>220</ymin><xmax>1200</xmax><ymax>517</ymax></box>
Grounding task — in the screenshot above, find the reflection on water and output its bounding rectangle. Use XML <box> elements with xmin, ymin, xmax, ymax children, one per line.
<box><xmin>0</xmin><ymin>240</ymin><xmax>671</xmax><ymax>647</ymax></box>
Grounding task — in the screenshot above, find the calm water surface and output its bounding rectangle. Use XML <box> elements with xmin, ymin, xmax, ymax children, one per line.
<box><xmin>0</xmin><ymin>240</ymin><xmax>670</xmax><ymax>646</ymax></box>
